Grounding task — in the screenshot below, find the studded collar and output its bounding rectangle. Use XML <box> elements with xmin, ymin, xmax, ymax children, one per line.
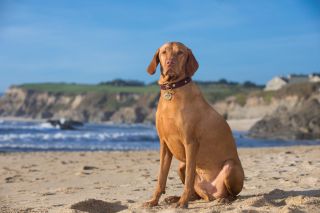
<box><xmin>159</xmin><ymin>77</ymin><xmax>192</xmax><ymax>90</ymax></box>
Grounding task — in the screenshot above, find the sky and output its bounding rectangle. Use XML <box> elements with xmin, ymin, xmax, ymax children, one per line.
<box><xmin>0</xmin><ymin>0</ymin><xmax>320</xmax><ymax>92</ymax></box>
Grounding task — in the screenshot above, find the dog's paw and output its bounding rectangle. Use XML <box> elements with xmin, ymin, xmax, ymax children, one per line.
<box><xmin>217</xmin><ymin>195</ymin><xmax>236</xmax><ymax>204</ymax></box>
<box><xmin>142</xmin><ymin>199</ymin><xmax>158</xmax><ymax>208</ymax></box>
<box><xmin>164</xmin><ymin>196</ymin><xmax>180</xmax><ymax>204</ymax></box>
<box><xmin>172</xmin><ymin>201</ymin><xmax>188</xmax><ymax>209</ymax></box>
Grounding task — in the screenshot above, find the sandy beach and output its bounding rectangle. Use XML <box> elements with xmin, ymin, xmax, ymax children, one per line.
<box><xmin>0</xmin><ymin>145</ymin><xmax>319</xmax><ymax>213</ymax></box>
<box><xmin>227</xmin><ymin>118</ymin><xmax>261</xmax><ymax>132</ymax></box>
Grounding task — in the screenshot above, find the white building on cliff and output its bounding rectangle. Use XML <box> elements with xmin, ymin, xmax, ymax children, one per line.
<box><xmin>264</xmin><ymin>76</ymin><xmax>288</xmax><ymax>91</ymax></box>
<box><xmin>264</xmin><ymin>73</ymin><xmax>320</xmax><ymax>91</ymax></box>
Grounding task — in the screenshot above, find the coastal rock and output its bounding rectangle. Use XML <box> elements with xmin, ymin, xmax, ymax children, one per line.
<box><xmin>213</xmin><ymin>95</ymin><xmax>299</xmax><ymax>120</ymax></box>
<box><xmin>47</xmin><ymin>119</ymin><xmax>84</xmax><ymax>130</ymax></box>
<box><xmin>249</xmin><ymin>97</ymin><xmax>320</xmax><ymax>140</ymax></box>
<box><xmin>0</xmin><ymin>83</ymin><xmax>319</xmax><ymax>128</ymax></box>
<box><xmin>0</xmin><ymin>87</ymin><xmax>158</xmax><ymax>124</ymax></box>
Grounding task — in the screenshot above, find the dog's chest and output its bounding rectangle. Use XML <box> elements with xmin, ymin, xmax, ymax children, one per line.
<box><xmin>156</xmin><ymin>102</ymin><xmax>187</xmax><ymax>161</ymax></box>
<box><xmin>159</xmin><ymin>117</ymin><xmax>186</xmax><ymax>161</ymax></box>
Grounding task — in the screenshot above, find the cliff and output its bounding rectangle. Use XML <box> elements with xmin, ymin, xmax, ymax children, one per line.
<box><xmin>0</xmin><ymin>82</ymin><xmax>319</xmax><ymax>134</ymax></box>
<box><xmin>248</xmin><ymin>82</ymin><xmax>320</xmax><ymax>140</ymax></box>
<box><xmin>0</xmin><ymin>87</ymin><xmax>158</xmax><ymax>124</ymax></box>
<box><xmin>0</xmin><ymin>82</ymin><xmax>262</xmax><ymax>124</ymax></box>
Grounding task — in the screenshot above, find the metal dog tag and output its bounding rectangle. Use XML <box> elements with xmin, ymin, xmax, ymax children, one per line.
<box><xmin>163</xmin><ymin>91</ymin><xmax>173</xmax><ymax>100</ymax></box>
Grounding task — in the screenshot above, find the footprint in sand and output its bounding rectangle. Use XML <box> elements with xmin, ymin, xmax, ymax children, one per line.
<box><xmin>56</xmin><ymin>187</ymin><xmax>84</xmax><ymax>194</ymax></box>
<box><xmin>28</xmin><ymin>169</ymin><xmax>40</xmax><ymax>173</ymax></box>
<box><xmin>70</xmin><ymin>199</ymin><xmax>128</xmax><ymax>213</ymax></box>
<box><xmin>42</xmin><ymin>187</ymin><xmax>84</xmax><ymax>197</ymax></box>
<box><xmin>82</xmin><ymin>165</ymin><xmax>99</xmax><ymax>170</ymax></box>
<box><xmin>5</xmin><ymin>175</ymin><xmax>23</xmax><ymax>183</ymax></box>
<box><xmin>280</xmin><ymin>205</ymin><xmax>304</xmax><ymax>213</ymax></box>
<box><xmin>21</xmin><ymin>164</ymin><xmax>38</xmax><ymax>169</ymax></box>
<box><xmin>42</xmin><ymin>192</ymin><xmax>56</xmax><ymax>196</ymax></box>
<box><xmin>75</xmin><ymin>165</ymin><xmax>99</xmax><ymax>176</ymax></box>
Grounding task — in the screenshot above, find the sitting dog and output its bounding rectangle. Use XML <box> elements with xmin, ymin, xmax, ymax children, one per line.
<box><xmin>143</xmin><ymin>42</ymin><xmax>244</xmax><ymax>208</ymax></box>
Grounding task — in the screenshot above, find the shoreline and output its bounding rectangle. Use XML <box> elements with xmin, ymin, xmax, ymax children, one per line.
<box><xmin>0</xmin><ymin>117</ymin><xmax>260</xmax><ymax>132</ymax></box>
<box><xmin>0</xmin><ymin>116</ymin><xmax>45</xmax><ymax>123</ymax></box>
<box><xmin>1</xmin><ymin>146</ymin><xmax>319</xmax><ymax>212</ymax></box>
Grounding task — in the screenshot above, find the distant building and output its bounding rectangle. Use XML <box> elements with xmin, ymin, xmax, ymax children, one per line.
<box><xmin>264</xmin><ymin>76</ymin><xmax>288</xmax><ymax>91</ymax></box>
<box><xmin>264</xmin><ymin>73</ymin><xmax>320</xmax><ymax>91</ymax></box>
<box><xmin>309</xmin><ymin>73</ymin><xmax>320</xmax><ymax>82</ymax></box>
<box><xmin>287</xmin><ymin>74</ymin><xmax>309</xmax><ymax>84</ymax></box>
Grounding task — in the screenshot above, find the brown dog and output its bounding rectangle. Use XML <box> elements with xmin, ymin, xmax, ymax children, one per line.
<box><xmin>143</xmin><ymin>42</ymin><xmax>244</xmax><ymax>208</ymax></box>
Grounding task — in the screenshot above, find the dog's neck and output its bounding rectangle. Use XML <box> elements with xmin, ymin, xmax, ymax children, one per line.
<box><xmin>158</xmin><ymin>77</ymin><xmax>196</xmax><ymax>102</ymax></box>
<box><xmin>158</xmin><ymin>77</ymin><xmax>192</xmax><ymax>90</ymax></box>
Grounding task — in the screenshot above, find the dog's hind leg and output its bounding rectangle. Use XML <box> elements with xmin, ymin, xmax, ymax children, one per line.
<box><xmin>211</xmin><ymin>159</ymin><xmax>244</xmax><ymax>200</ymax></box>
<box><xmin>223</xmin><ymin>160</ymin><xmax>244</xmax><ymax>197</ymax></box>
<box><xmin>194</xmin><ymin>175</ymin><xmax>215</xmax><ymax>201</ymax></box>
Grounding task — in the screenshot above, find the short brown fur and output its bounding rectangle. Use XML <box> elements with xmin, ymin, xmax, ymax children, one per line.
<box><xmin>143</xmin><ymin>42</ymin><xmax>244</xmax><ymax>208</ymax></box>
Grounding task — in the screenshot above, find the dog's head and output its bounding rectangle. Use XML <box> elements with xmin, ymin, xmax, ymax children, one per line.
<box><xmin>147</xmin><ymin>42</ymin><xmax>199</xmax><ymax>84</ymax></box>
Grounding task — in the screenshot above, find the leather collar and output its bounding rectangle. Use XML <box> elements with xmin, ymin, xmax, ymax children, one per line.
<box><xmin>159</xmin><ymin>77</ymin><xmax>192</xmax><ymax>90</ymax></box>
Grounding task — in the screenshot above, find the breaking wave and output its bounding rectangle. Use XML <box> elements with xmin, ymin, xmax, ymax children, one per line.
<box><xmin>0</xmin><ymin>120</ymin><xmax>159</xmax><ymax>151</ymax></box>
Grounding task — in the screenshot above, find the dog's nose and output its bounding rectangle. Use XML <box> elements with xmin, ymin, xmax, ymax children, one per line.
<box><xmin>166</xmin><ymin>59</ymin><xmax>175</xmax><ymax>66</ymax></box>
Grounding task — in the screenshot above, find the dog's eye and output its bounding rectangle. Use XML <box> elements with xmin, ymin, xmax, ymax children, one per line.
<box><xmin>177</xmin><ymin>51</ymin><xmax>184</xmax><ymax>55</ymax></box>
<box><xmin>161</xmin><ymin>51</ymin><xmax>166</xmax><ymax>54</ymax></box>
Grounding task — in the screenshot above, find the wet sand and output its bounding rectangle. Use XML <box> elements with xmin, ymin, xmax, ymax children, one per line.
<box><xmin>0</xmin><ymin>146</ymin><xmax>319</xmax><ymax>213</ymax></box>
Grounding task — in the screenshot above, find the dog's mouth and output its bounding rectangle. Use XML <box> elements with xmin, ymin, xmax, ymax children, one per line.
<box><xmin>164</xmin><ymin>70</ymin><xmax>178</xmax><ymax>81</ymax></box>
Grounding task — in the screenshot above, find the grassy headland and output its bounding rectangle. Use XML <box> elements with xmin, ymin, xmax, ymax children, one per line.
<box><xmin>17</xmin><ymin>79</ymin><xmax>263</xmax><ymax>103</ymax></box>
<box><xmin>3</xmin><ymin>80</ymin><xmax>318</xmax><ymax>124</ymax></box>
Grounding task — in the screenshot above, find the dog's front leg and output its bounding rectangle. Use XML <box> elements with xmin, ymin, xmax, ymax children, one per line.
<box><xmin>175</xmin><ymin>141</ymin><xmax>199</xmax><ymax>208</ymax></box>
<box><xmin>143</xmin><ymin>141</ymin><xmax>172</xmax><ymax>207</ymax></box>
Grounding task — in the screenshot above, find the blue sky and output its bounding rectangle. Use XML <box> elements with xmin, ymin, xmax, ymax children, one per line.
<box><xmin>0</xmin><ymin>0</ymin><xmax>320</xmax><ymax>92</ymax></box>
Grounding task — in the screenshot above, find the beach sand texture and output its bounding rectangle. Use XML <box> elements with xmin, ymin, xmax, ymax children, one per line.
<box><xmin>0</xmin><ymin>146</ymin><xmax>319</xmax><ymax>213</ymax></box>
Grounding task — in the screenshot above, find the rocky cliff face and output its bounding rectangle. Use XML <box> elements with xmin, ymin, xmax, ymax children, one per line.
<box><xmin>1</xmin><ymin>83</ymin><xmax>319</xmax><ymax>132</ymax></box>
<box><xmin>248</xmin><ymin>94</ymin><xmax>320</xmax><ymax>140</ymax></box>
<box><xmin>248</xmin><ymin>82</ymin><xmax>320</xmax><ymax>140</ymax></box>
<box><xmin>213</xmin><ymin>95</ymin><xmax>299</xmax><ymax>120</ymax></box>
<box><xmin>0</xmin><ymin>87</ymin><xmax>158</xmax><ymax>124</ymax></box>
<box><xmin>0</xmin><ymin>86</ymin><xmax>274</xmax><ymax>124</ymax></box>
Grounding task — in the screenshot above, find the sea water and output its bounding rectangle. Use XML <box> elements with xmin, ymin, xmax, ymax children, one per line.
<box><xmin>0</xmin><ymin>120</ymin><xmax>319</xmax><ymax>152</ymax></box>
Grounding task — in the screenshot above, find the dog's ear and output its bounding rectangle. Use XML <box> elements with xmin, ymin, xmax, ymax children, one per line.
<box><xmin>147</xmin><ymin>49</ymin><xmax>160</xmax><ymax>75</ymax></box>
<box><xmin>186</xmin><ymin>49</ymin><xmax>199</xmax><ymax>77</ymax></box>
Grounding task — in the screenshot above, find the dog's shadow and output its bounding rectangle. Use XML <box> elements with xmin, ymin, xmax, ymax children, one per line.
<box><xmin>238</xmin><ymin>188</ymin><xmax>320</xmax><ymax>207</ymax></box>
<box><xmin>184</xmin><ymin>188</ymin><xmax>320</xmax><ymax>211</ymax></box>
<box><xmin>70</xmin><ymin>199</ymin><xmax>128</xmax><ymax>213</ymax></box>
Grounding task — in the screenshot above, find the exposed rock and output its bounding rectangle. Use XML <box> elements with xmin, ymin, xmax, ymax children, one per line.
<box><xmin>0</xmin><ymin>87</ymin><xmax>158</xmax><ymax>124</ymax></box>
<box><xmin>213</xmin><ymin>95</ymin><xmax>299</xmax><ymax>120</ymax></box>
<box><xmin>47</xmin><ymin>119</ymin><xmax>84</xmax><ymax>130</ymax></box>
<box><xmin>249</xmin><ymin>97</ymin><xmax>320</xmax><ymax>140</ymax></box>
<box><xmin>0</xmin><ymin>83</ymin><xmax>319</xmax><ymax>131</ymax></box>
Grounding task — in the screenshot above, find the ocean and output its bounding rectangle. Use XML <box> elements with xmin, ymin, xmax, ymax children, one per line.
<box><xmin>0</xmin><ymin>120</ymin><xmax>319</xmax><ymax>152</ymax></box>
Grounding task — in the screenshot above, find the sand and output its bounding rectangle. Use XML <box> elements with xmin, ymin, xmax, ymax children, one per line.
<box><xmin>227</xmin><ymin>118</ymin><xmax>261</xmax><ymax>132</ymax></box>
<box><xmin>0</xmin><ymin>146</ymin><xmax>319</xmax><ymax>213</ymax></box>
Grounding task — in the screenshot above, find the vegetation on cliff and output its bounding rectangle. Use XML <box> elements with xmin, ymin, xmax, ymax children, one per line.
<box><xmin>2</xmin><ymin>80</ymin><xmax>319</xmax><ymax>140</ymax></box>
<box><xmin>17</xmin><ymin>79</ymin><xmax>262</xmax><ymax>103</ymax></box>
<box><xmin>0</xmin><ymin>79</ymin><xmax>263</xmax><ymax>124</ymax></box>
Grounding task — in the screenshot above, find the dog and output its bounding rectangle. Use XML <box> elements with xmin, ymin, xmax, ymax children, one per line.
<box><xmin>143</xmin><ymin>42</ymin><xmax>244</xmax><ymax>208</ymax></box>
